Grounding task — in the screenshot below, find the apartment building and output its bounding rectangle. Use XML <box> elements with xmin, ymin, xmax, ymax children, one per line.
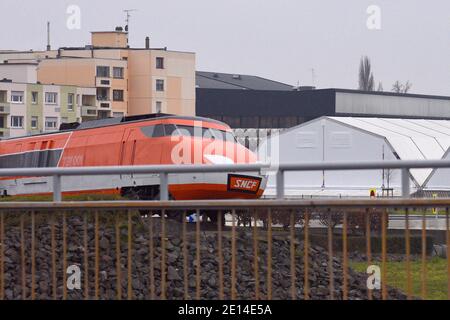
<box><xmin>0</xmin><ymin>29</ymin><xmax>196</xmax><ymax>118</ymax></box>
<box><xmin>0</xmin><ymin>63</ymin><xmax>96</xmax><ymax>138</ymax></box>
<box><xmin>37</xmin><ymin>57</ymin><xmax>128</xmax><ymax>119</ymax></box>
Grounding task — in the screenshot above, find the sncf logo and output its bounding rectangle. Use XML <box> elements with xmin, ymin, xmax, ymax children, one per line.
<box><xmin>227</xmin><ymin>174</ymin><xmax>262</xmax><ymax>194</ymax></box>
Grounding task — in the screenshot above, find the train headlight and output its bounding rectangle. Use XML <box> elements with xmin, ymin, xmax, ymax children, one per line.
<box><xmin>204</xmin><ymin>154</ymin><xmax>234</xmax><ymax>165</ymax></box>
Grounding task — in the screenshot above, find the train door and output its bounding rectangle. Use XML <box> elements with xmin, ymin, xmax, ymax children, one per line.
<box><xmin>120</xmin><ymin>128</ymin><xmax>137</xmax><ymax>180</ymax></box>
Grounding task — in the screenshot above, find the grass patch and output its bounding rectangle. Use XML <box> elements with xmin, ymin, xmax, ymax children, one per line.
<box><xmin>350</xmin><ymin>257</ymin><xmax>449</xmax><ymax>300</ymax></box>
<box><xmin>388</xmin><ymin>208</ymin><xmax>446</xmax><ymax>216</ymax></box>
<box><xmin>0</xmin><ymin>194</ymin><xmax>125</xmax><ymax>202</ymax></box>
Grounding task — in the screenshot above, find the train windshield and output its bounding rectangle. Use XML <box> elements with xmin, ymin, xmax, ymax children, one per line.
<box><xmin>141</xmin><ymin>124</ymin><xmax>236</xmax><ymax>142</ymax></box>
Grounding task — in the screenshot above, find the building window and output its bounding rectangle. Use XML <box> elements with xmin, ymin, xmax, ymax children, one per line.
<box><xmin>113</xmin><ymin>67</ymin><xmax>124</xmax><ymax>79</ymax></box>
<box><xmin>11</xmin><ymin>91</ymin><xmax>24</xmax><ymax>103</ymax></box>
<box><xmin>96</xmin><ymin>66</ymin><xmax>110</xmax><ymax>78</ymax></box>
<box><xmin>97</xmin><ymin>88</ymin><xmax>109</xmax><ymax>101</ymax></box>
<box><xmin>45</xmin><ymin>92</ymin><xmax>58</xmax><ymax>104</ymax></box>
<box><xmin>31</xmin><ymin>116</ymin><xmax>38</xmax><ymax>129</ymax></box>
<box><xmin>156</xmin><ymin>57</ymin><xmax>164</xmax><ymax>69</ymax></box>
<box><xmin>31</xmin><ymin>91</ymin><xmax>38</xmax><ymax>104</ymax></box>
<box><xmin>113</xmin><ymin>90</ymin><xmax>124</xmax><ymax>101</ymax></box>
<box><xmin>68</xmin><ymin>93</ymin><xmax>74</xmax><ymax>110</ymax></box>
<box><xmin>155</xmin><ymin>101</ymin><xmax>162</xmax><ymax>113</ymax></box>
<box><xmin>156</xmin><ymin>79</ymin><xmax>165</xmax><ymax>92</ymax></box>
<box><xmin>11</xmin><ymin>116</ymin><xmax>24</xmax><ymax>128</ymax></box>
<box><xmin>45</xmin><ymin>117</ymin><xmax>58</xmax><ymax>130</ymax></box>
<box><xmin>0</xmin><ymin>117</ymin><xmax>4</xmax><ymax>128</ymax></box>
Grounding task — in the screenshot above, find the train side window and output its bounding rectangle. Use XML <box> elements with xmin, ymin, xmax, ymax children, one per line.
<box><xmin>141</xmin><ymin>125</ymin><xmax>155</xmax><ymax>137</ymax></box>
<box><xmin>153</xmin><ymin>125</ymin><xmax>164</xmax><ymax>137</ymax></box>
<box><xmin>141</xmin><ymin>124</ymin><xmax>165</xmax><ymax>138</ymax></box>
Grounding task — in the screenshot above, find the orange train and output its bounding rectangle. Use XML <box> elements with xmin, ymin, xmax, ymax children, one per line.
<box><xmin>0</xmin><ymin>114</ymin><xmax>267</xmax><ymax>201</ymax></box>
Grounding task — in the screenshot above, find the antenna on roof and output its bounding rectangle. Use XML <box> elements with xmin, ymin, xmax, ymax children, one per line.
<box><xmin>46</xmin><ymin>21</ymin><xmax>51</xmax><ymax>51</ymax></box>
<box><xmin>123</xmin><ymin>9</ymin><xmax>137</xmax><ymax>47</ymax></box>
<box><xmin>124</xmin><ymin>9</ymin><xmax>137</xmax><ymax>33</ymax></box>
<box><xmin>310</xmin><ymin>68</ymin><xmax>316</xmax><ymax>87</ymax></box>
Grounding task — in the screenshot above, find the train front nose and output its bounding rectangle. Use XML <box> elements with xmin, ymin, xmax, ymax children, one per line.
<box><xmin>169</xmin><ymin>171</ymin><xmax>267</xmax><ymax>200</ymax></box>
<box><xmin>167</xmin><ymin>134</ymin><xmax>267</xmax><ymax>200</ymax></box>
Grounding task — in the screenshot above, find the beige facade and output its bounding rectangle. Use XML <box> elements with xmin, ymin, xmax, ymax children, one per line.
<box><xmin>0</xmin><ymin>30</ymin><xmax>196</xmax><ymax>118</ymax></box>
<box><xmin>91</xmin><ymin>31</ymin><xmax>129</xmax><ymax>48</ymax></box>
<box><xmin>37</xmin><ymin>58</ymin><xmax>128</xmax><ymax>117</ymax></box>
<box><xmin>127</xmin><ymin>49</ymin><xmax>195</xmax><ymax>115</ymax></box>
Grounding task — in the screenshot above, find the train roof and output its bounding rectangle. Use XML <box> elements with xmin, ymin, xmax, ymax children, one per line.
<box><xmin>0</xmin><ymin>114</ymin><xmax>231</xmax><ymax>141</ymax></box>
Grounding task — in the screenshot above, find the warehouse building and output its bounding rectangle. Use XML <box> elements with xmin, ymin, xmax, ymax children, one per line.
<box><xmin>258</xmin><ymin>116</ymin><xmax>450</xmax><ymax>198</ymax></box>
<box><xmin>196</xmin><ymin>72</ymin><xmax>450</xmax><ymax>128</ymax></box>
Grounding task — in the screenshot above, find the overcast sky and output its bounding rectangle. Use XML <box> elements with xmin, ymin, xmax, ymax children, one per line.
<box><xmin>1</xmin><ymin>0</ymin><xmax>449</xmax><ymax>95</ymax></box>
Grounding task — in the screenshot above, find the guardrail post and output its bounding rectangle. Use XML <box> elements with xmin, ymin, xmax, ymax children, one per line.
<box><xmin>160</xmin><ymin>172</ymin><xmax>169</xmax><ymax>201</ymax></box>
<box><xmin>276</xmin><ymin>170</ymin><xmax>285</xmax><ymax>200</ymax></box>
<box><xmin>401</xmin><ymin>168</ymin><xmax>410</xmax><ymax>198</ymax></box>
<box><xmin>53</xmin><ymin>175</ymin><xmax>62</xmax><ymax>202</ymax></box>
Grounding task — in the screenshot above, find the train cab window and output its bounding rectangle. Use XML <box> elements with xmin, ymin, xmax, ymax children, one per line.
<box><xmin>176</xmin><ymin>125</ymin><xmax>208</xmax><ymax>137</ymax></box>
<box><xmin>164</xmin><ymin>124</ymin><xmax>178</xmax><ymax>136</ymax></box>
<box><xmin>225</xmin><ymin>132</ymin><xmax>237</xmax><ymax>143</ymax></box>
<box><xmin>140</xmin><ymin>124</ymin><xmax>236</xmax><ymax>142</ymax></box>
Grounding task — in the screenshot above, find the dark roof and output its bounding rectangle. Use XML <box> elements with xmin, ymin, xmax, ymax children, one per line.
<box><xmin>196</xmin><ymin>88</ymin><xmax>337</xmax><ymax>117</ymax></box>
<box><xmin>196</xmin><ymin>71</ymin><xmax>294</xmax><ymax>91</ymax></box>
<box><xmin>196</xmin><ymin>87</ymin><xmax>450</xmax><ymax>119</ymax></box>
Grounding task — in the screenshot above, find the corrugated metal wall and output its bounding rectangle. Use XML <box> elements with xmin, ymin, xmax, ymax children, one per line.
<box><xmin>336</xmin><ymin>92</ymin><xmax>450</xmax><ymax>118</ymax></box>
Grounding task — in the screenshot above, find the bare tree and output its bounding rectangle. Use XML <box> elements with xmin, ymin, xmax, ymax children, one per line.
<box><xmin>392</xmin><ymin>81</ymin><xmax>402</xmax><ymax>93</ymax></box>
<box><xmin>392</xmin><ymin>80</ymin><xmax>412</xmax><ymax>93</ymax></box>
<box><xmin>358</xmin><ymin>56</ymin><xmax>375</xmax><ymax>91</ymax></box>
<box><xmin>383</xmin><ymin>168</ymin><xmax>396</xmax><ymax>189</ymax></box>
<box><xmin>403</xmin><ymin>81</ymin><xmax>412</xmax><ymax>93</ymax></box>
<box><xmin>377</xmin><ymin>81</ymin><xmax>383</xmax><ymax>92</ymax></box>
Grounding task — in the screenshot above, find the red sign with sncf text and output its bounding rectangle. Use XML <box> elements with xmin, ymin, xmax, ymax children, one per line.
<box><xmin>227</xmin><ymin>174</ymin><xmax>262</xmax><ymax>194</ymax></box>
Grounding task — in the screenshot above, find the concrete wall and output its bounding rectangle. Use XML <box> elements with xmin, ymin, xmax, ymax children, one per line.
<box><xmin>91</xmin><ymin>32</ymin><xmax>128</xmax><ymax>48</ymax></box>
<box><xmin>37</xmin><ymin>58</ymin><xmax>97</xmax><ymax>87</ymax></box>
<box><xmin>0</xmin><ymin>64</ymin><xmax>37</xmax><ymax>83</ymax></box>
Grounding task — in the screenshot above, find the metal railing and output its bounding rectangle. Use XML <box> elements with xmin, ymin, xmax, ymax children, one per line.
<box><xmin>0</xmin><ymin>200</ymin><xmax>449</xmax><ymax>300</ymax></box>
<box><xmin>2</xmin><ymin>159</ymin><xmax>450</xmax><ymax>201</ymax></box>
<box><xmin>1</xmin><ymin>160</ymin><xmax>450</xmax><ymax>300</ymax></box>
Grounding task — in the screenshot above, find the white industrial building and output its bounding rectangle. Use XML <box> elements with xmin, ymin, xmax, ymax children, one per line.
<box><xmin>258</xmin><ymin>117</ymin><xmax>450</xmax><ymax>198</ymax></box>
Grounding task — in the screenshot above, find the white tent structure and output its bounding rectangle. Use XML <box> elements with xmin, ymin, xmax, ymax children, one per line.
<box><xmin>258</xmin><ymin>117</ymin><xmax>450</xmax><ymax>198</ymax></box>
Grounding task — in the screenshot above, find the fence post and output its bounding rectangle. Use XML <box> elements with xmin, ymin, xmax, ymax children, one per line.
<box><xmin>160</xmin><ymin>172</ymin><xmax>169</xmax><ymax>200</ymax></box>
<box><xmin>401</xmin><ymin>168</ymin><xmax>410</xmax><ymax>198</ymax></box>
<box><xmin>276</xmin><ymin>170</ymin><xmax>284</xmax><ymax>200</ymax></box>
<box><xmin>53</xmin><ymin>175</ymin><xmax>62</xmax><ymax>202</ymax></box>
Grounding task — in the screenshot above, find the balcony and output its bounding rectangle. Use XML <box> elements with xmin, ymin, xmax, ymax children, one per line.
<box><xmin>96</xmin><ymin>100</ymin><xmax>111</xmax><ymax>109</ymax></box>
<box><xmin>30</xmin><ymin>129</ymin><xmax>42</xmax><ymax>135</ymax></box>
<box><xmin>96</xmin><ymin>77</ymin><xmax>111</xmax><ymax>87</ymax></box>
<box><xmin>0</xmin><ymin>102</ymin><xmax>10</xmax><ymax>114</ymax></box>
<box><xmin>81</xmin><ymin>105</ymin><xmax>98</xmax><ymax>117</ymax></box>
<box><xmin>0</xmin><ymin>128</ymin><xmax>9</xmax><ymax>138</ymax></box>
